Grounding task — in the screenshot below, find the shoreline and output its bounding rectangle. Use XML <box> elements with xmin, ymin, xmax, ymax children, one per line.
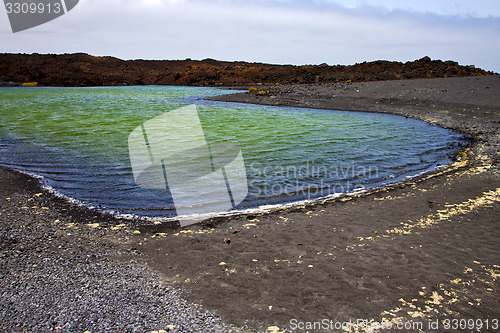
<box><xmin>1</xmin><ymin>76</ymin><xmax>499</xmax><ymax>332</ymax></box>
<box><xmin>0</xmin><ymin>84</ymin><xmax>469</xmax><ymax>226</ymax></box>
<box><xmin>210</xmin><ymin>76</ymin><xmax>499</xmax><ymax>170</ymax></box>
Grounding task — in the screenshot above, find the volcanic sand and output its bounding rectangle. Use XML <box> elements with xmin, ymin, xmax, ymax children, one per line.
<box><xmin>1</xmin><ymin>76</ymin><xmax>499</xmax><ymax>332</ymax></box>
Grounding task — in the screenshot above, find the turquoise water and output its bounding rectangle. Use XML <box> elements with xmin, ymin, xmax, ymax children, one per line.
<box><xmin>0</xmin><ymin>86</ymin><xmax>465</xmax><ymax>218</ymax></box>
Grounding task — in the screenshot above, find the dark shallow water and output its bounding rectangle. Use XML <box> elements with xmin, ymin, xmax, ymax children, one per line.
<box><xmin>0</xmin><ymin>86</ymin><xmax>466</xmax><ymax>219</ymax></box>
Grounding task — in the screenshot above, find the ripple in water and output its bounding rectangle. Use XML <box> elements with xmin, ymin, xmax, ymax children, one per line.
<box><xmin>0</xmin><ymin>86</ymin><xmax>466</xmax><ymax>218</ymax></box>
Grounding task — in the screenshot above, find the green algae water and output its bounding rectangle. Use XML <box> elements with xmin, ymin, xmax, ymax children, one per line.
<box><xmin>0</xmin><ymin>86</ymin><xmax>465</xmax><ymax>218</ymax></box>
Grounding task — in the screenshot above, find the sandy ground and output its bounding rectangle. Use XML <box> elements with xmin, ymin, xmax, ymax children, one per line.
<box><xmin>1</xmin><ymin>76</ymin><xmax>499</xmax><ymax>332</ymax></box>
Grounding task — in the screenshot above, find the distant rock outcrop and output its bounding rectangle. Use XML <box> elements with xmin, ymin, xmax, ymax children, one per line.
<box><xmin>0</xmin><ymin>53</ymin><xmax>494</xmax><ymax>87</ymax></box>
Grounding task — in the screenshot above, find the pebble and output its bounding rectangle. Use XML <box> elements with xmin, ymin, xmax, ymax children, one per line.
<box><xmin>0</xmin><ymin>195</ymin><xmax>237</xmax><ymax>333</ymax></box>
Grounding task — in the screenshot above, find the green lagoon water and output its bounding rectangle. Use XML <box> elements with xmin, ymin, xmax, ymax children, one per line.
<box><xmin>0</xmin><ymin>86</ymin><xmax>465</xmax><ymax>218</ymax></box>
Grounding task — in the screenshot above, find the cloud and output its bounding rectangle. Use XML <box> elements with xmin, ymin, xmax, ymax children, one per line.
<box><xmin>332</xmin><ymin>0</ymin><xmax>500</xmax><ymax>18</ymax></box>
<box><xmin>0</xmin><ymin>0</ymin><xmax>499</xmax><ymax>72</ymax></box>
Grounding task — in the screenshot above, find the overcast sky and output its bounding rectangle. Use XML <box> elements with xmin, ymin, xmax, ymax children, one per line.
<box><xmin>1</xmin><ymin>0</ymin><xmax>499</xmax><ymax>72</ymax></box>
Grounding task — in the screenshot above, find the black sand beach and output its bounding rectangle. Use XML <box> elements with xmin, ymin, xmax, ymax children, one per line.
<box><xmin>1</xmin><ymin>76</ymin><xmax>499</xmax><ymax>332</ymax></box>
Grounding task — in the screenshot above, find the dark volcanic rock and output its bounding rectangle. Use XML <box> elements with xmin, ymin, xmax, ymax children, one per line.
<box><xmin>0</xmin><ymin>53</ymin><xmax>495</xmax><ymax>87</ymax></box>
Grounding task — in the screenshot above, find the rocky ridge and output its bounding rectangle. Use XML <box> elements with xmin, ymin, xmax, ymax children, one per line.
<box><xmin>0</xmin><ymin>53</ymin><xmax>494</xmax><ymax>87</ymax></box>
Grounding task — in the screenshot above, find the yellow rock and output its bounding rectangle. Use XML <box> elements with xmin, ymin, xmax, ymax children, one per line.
<box><xmin>428</xmin><ymin>291</ymin><xmax>444</xmax><ymax>305</ymax></box>
<box><xmin>111</xmin><ymin>224</ymin><xmax>126</xmax><ymax>230</ymax></box>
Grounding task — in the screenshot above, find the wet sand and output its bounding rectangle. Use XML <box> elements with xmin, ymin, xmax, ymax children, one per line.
<box><xmin>1</xmin><ymin>76</ymin><xmax>499</xmax><ymax>332</ymax></box>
